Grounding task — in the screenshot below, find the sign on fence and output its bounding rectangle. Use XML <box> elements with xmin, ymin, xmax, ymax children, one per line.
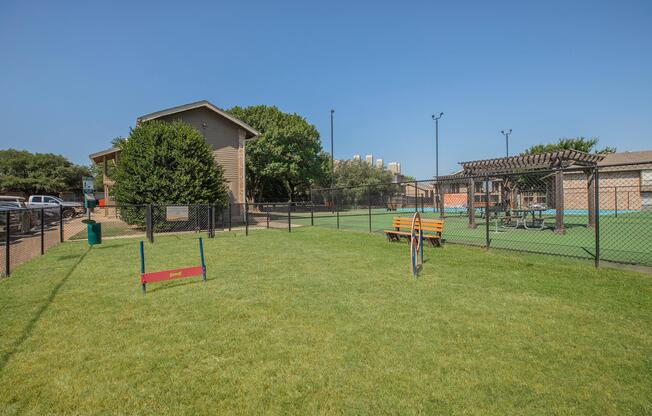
<box><xmin>166</xmin><ymin>206</ymin><xmax>189</xmax><ymax>221</ymax></box>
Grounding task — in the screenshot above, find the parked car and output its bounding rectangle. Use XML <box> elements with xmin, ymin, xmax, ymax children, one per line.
<box><xmin>0</xmin><ymin>196</ymin><xmax>34</xmax><ymax>233</ymax></box>
<box><xmin>28</xmin><ymin>195</ymin><xmax>85</xmax><ymax>219</ymax></box>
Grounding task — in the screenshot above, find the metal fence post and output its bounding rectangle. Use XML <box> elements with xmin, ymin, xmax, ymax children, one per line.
<box><xmin>368</xmin><ymin>187</ymin><xmax>372</xmax><ymax>232</ymax></box>
<box><xmin>594</xmin><ymin>167</ymin><xmax>600</xmax><ymax>268</ymax></box>
<box><xmin>208</xmin><ymin>204</ymin><xmax>214</xmax><ymax>238</ymax></box>
<box><xmin>59</xmin><ymin>205</ymin><xmax>64</xmax><ymax>243</ymax></box>
<box><xmin>40</xmin><ymin>208</ymin><xmax>45</xmax><ymax>255</ymax></box>
<box><xmin>336</xmin><ymin>196</ymin><xmax>340</xmax><ymax>229</ymax></box>
<box><xmin>414</xmin><ymin>180</ymin><xmax>418</xmax><ymax>212</ymax></box>
<box><xmin>485</xmin><ymin>176</ymin><xmax>490</xmax><ymax>249</ymax></box>
<box><xmin>4</xmin><ymin>211</ymin><xmax>10</xmax><ymax>277</ymax></box>
<box><xmin>245</xmin><ymin>201</ymin><xmax>249</xmax><ymax>236</ymax></box>
<box><xmin>228</xmin><ymin>202</ymin><xmax>232</xmax><ymax>231</ymax></box>
<box><xmin>146</xmin><ymin>205</ymin><xmax>154</xmax><ymax>243</ymax></box>
<box><xmin>288</xmin><ymin>202</ymin><xmax>292</xmax><ymax>233</ymax></box>
<box><xmin>310</xmin><ymin>203</ymin><xmax>314</xmax><ymax>226</ymax></box>
<box><xmin>267</xmin><ymin>208</ymin><xmax>270</xmax><ymax>229</ymax></box>
<box><xmin>614</xmin><ymin>186</ymin><xmax>618</xmax><ymax>217</ymax></box>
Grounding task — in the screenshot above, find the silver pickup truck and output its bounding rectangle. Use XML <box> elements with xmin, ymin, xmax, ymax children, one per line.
<box><xmin>0</xmin><ymin>196</ymin><xmax>34</xmax><ymax>233</ymax></box>
<box><xmin>27</xmin><ymin>195</ymin><xmax>85</xmax><ymax>219</ymax></box>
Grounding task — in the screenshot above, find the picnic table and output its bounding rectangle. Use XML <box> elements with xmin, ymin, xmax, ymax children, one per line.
<box><xmin>488</xmin><ymin>207</ymin><xmax>550</xmax><ymax>231</ymax></box>
<box><xmin>509</xmin><ymin>208</ymin><xmax>547</xmax><ymax>229</ymax></box>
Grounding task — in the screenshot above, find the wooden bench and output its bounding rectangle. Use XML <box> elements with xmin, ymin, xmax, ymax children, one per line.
<box><xmin>384</xmin><ymin>217</ymin><xmax>444</xmax><ymax>246</ymax></box>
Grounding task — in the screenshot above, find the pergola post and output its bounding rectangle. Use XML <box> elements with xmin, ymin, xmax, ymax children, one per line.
<box><xmin>587</xmin><ymin>169</ymin><xmax>596</xmax><ymax>229</ymax></box>
<box><xmin>554</xmin><ymin>169</ymin><xmax>565</xmax><ymax>234</ymax></box>
<box><xmin>468</xmin><ymin>178</ymin><xmax>476</xmax><ymax>229</ymax></box>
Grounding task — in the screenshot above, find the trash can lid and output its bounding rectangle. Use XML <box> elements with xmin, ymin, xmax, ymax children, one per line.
<box><xmin>81</xmin><ymin>219</ymin><xmax>96</xmax><ymax>224</ymax></box>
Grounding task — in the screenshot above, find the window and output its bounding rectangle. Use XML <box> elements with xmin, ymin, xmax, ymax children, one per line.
<box><xmin>642</xmin><ymin>170</ymin><xmax>652</xmax><ymax>186</ymax></box>
<box><xmin>32</xmin><ymin>196</ymin><xmax>42</xmax><ymax>203</ymax></box>
<box><xmin>44</xmin><ymin>197</ymin><xmax>57</xmax><ymax>203</ymax></box>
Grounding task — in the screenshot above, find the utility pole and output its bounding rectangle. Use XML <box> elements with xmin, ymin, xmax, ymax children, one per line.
<box><xmin>501</xmin><ymin>129</ymin><xmax>512</xmax><ymax>157</ymax></box>
<box><xmin>432</xmin><ymin>113</ymin><xmax>444</xmax><ymax>178</ymax></box>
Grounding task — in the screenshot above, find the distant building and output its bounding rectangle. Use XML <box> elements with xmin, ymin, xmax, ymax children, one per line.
<box><xmin>365</xmin><ymin>154</ymin><xmax>373</xmax><ymax>165</ymax></box>
<box><xmin>388</xmin><ymin>162</ymin><xmax>401</xmax><ymax>174</ymax></box>
<box><xmin>352</xmin><ymin>154</ymin><xmax>361</xmax><ymax>161</ymax></box>
<box><xmin>375</xmin><ymin>158</ymin><xmax>384</xmax><ymax>169</ymax></box>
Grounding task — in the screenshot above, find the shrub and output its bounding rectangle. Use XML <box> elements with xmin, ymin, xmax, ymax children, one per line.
<box><xmin>112</xmin><ymin>120</ymin><xmax>228</xmax><ymax>226</ymax></box>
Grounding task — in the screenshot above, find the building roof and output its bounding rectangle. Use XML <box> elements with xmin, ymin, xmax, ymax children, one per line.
<box><xmin>598</xmin><ymin>151</ymin><xmax>652</xmax><ymax>172</ymax></box>
<box><xmin>459</xmin><ymin>150</ymin><xmax>604</xmax><ymax>175</ymax></box>
<box><xmin>136</xmin><ymin>100</ymin><xmax>260</xmax><ymax>139</ymax></box>
<box><xmin>89</xmin><ymin>147</ymin><xmax>120</xmax><ymax>163</ymax></box>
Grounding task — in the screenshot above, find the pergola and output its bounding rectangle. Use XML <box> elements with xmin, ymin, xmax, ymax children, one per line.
<box><xmin>437</xmin><ymin>150</ymin><xmax>605</xmax><ymax>233</ymax></box>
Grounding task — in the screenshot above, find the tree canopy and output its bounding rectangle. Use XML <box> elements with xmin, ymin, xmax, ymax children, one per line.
<box><xmin>0</xmin><ymin>149</ymin><xmax>90</xmax><ymax>195</ymax></box>
<box><xmin>333</xmin><ymin>159</ymin><xmax>394</xmax><ymax>188</ymax></box>
<box><xmin>111</xmin><ymin>120</ymin><xmax>228</xmax><ymax>207</ymax></box>
<box><xmin>330</xmin><ymin>159</ymin><xmax>397</xmax><ymax>204</ymax></box>
<box><xmin>226</xmin><ymin>105</ymin><xmax>328</xmax><ymax>201</ymax></box>
<box><xmin>522</xmin><ymin>137</ymin><xmax>616</xmax><ymax>155</ymax></box>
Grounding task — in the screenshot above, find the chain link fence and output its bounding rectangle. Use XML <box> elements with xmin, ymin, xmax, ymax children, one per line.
<box><xmin>309</xmin><ymin>163</ymin><xmax>652</xmax><ymax>267</ymax></box>
<box><xmin>1</xmin><ymin>206</ymin><xmax>64</xmax><ymax>277</ymax></box>
<box><xmin>2</xmin><ymin>162</ymin><xmax>651</xmax><ymax>276</ymax></box>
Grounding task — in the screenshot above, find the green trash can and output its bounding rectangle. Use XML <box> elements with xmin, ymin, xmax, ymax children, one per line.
<box><xmin>86</xmin><ymin>220</ymin><xmax>102</xmax><ymax>245</ymax></box>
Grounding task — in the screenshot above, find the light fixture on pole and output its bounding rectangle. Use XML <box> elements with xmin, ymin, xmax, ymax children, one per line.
<box><xmin>501</xmin><ymin>129</ymin><xmax>512</xmax><ymax>157</ymax></box>
<box><xmin>432</xmin><ymin>113</ymin><xmax>444</xmax><ymax>178</ymax></box>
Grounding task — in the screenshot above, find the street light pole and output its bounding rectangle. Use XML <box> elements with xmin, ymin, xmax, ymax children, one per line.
<box><xmin>432</xmin><ymin>113</ymin><xmax>444</xmax><ymax>178</ymax></box>
<box><xmin>501</xmin><ymin>129</ymin><xmax>512</xmax><ymax>157</ymax></box>
<box><xmin>330</xmin><ymin>109</ymin><xmax>335</xmax><ymax>188</ymax></box>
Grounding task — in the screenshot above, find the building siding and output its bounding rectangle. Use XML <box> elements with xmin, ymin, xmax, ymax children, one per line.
<box><xmin>156</xmin><ymin>107</ymin><xmax>243</xmax><ymax>203</ymax></box>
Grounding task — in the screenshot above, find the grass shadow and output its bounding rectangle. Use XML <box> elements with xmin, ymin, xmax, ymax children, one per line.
<box><xmin>145</xmin><ymin>277</ymin><xmax>207</xmax><ymax>294</ymax></box>
<box><xmin>0</xmin><ymin>246</ymin><xmax>91</xmax><ymax>373</ymax></box>
<box><xmin>92</xmin><ymin>242</ymin><xmax>133</xmax><ymax>250</ymax></box>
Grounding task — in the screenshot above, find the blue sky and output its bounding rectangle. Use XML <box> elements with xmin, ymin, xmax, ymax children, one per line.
<box><xmin>1</xmin><ymin>0</ymin><xmax>650</xmax><ymax>178</ymax></box>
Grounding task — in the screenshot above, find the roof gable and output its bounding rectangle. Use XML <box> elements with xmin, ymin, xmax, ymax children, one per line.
<box><xmin>137</xmin><ymin>100</ymin><xmax>260</xmax><ymax>139</ymax></box>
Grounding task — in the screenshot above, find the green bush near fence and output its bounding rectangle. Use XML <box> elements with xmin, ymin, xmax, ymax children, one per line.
<box><xmin>111</xmin><ymin>120</ymin><xmax>229</xmax><ymax>227</ymax></box>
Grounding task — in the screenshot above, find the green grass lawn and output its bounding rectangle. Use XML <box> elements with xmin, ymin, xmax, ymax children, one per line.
<box><xmin>1</xmin><ymin>227</ymin><xmax>651</xmax><ymax>414</ymax></box>
<box><xmin>289</xmin><ymin>209</ymin><xmax>652</xmax><ymax>266</ymax></box>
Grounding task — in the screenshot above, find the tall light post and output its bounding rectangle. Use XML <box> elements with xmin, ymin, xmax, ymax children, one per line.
<box><xmin>330</xmin><ymin>109</ymin><xmax>335</xmax><ymax>188</ymax></box>
<box><xmin>501</xmin><ymin>129</ymin><xmax>512</xmax><ymax>157</ymax></box>
<box><xmin>432</xmin><ymin>113</ymin><xmax>444</xmax><ymax>178</ymax></box>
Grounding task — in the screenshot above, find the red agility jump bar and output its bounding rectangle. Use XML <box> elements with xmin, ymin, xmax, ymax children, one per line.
<box><xmin>139</xmin><ymin>238</ymin><xmax>206</xmax><ymax>294</ymax></box>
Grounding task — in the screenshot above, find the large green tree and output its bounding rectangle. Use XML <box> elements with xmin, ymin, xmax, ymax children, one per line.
<box><xmin>333</xmin><ymin>159</ymin><xmax>394</xmax><ymax>188</ymax></box>
<box><xmin>0</xmin><ymin>149</ymin><xmax>90</xmax><ymax>195</ymax></box>
<box><xmin>112</xmin><ymin>120</ymin><xmax>228</xmax><ymax>207</ymax></box>
<box><xmin>329</xmin><ymin>159</ymin><xmax>397</xmax><ymax>205</ymax></box>
<box><xmin>226</xmin><ymin>105</ymin><xmax>328</xmax><ymax>201</ymax></box>
<box><xmin>522</xmin><ymin>137</ymin><xmax>616</xmax><ymax>155</ymax></box>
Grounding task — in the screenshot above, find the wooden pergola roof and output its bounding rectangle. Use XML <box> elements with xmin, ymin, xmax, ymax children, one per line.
<box><xmin>459</xmin><ymin>150</ymin><xmax>605</xmax><ymax>175</ymax></box>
